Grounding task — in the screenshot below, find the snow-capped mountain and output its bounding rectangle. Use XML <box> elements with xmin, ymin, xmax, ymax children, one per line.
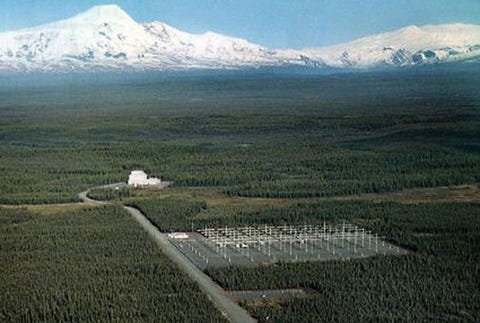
<box><xmin>0</xmin><ymin>4</ymin><xmax>479</xmax><ymax>72</ymax></box>
<box><xmin>305</xmin><ymin>24</ymin><xmax>480</xmax><ymax>68</ymax></box>
<box><xmin>0</xmin><ymin>5</ymin><xmax>312</xmax><ymax>72</ymax></box>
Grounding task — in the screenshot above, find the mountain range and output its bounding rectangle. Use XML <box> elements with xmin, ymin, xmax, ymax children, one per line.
<box><xmin>1</xmin><ymin>5</ymin><xmax>479</xmax><ymax>73</ymax></box>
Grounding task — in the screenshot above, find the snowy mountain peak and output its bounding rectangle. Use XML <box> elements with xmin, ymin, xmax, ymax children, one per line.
<box><xmin>305</xmin><ymin>23</ymin><xmax>480</xmax><ymax>68</ymax></box>
<box><xmin>67</xmin><ymin>5</ymin><xmax>135</xmax><ymax>24</ymax></box>
<box><xmin>84</xmin><ymin>4</ymin><xmax>126</xmax><ymax>14</ymax></box>
<box><xmin>400</xmin><ymin>25</ymin><xmax>421</xmax><ymax>33</ymax></box>
<box><xmin>0</xmin><ymin>5</ymin><xmax>479</xmax><ymax>73</ymax></box>
<box><xmin>43</xmin><ymin>4</ymin><xmax>137</xmax><ymax>29</ymax></box>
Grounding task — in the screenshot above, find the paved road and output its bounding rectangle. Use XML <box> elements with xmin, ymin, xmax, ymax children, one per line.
<box><xmin>79</xmin><ymin>186</ymin><xmax>255</xmax><ymax>323</ymax></box>
<box><xmin>78</xmin><ymin>182</ymin><xmax>126</xmax><ymax>205</ymax></box>
<box><xmin>125</xmin><ymin>206</ymin><xmax>255</xmax><ymax>323</ymax></box>
<box><xmin>78</xmin><ymin>191</ymin><xmax>107</xmax><ymax>205</ymax></box>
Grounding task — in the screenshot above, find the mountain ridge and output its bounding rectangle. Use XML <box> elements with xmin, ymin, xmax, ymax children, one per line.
<box><xmin>304</xmin><ymin>23</ymin><xmax>480</xmax><ymax>68</ymax></box>
<box><xmin>0</xmin><ymin>5</ymin><xmax>479</xmax><ymax>73</ymax></box>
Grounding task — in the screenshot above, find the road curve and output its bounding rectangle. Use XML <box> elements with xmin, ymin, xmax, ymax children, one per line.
<box><xmin>79</xmin><ymin>182</ymin><xmax>126</xmax><ymax>205</ymax></box>
<box><xmin>79</xmin><ymin>186</ymin><xmax>255</xmax><ymax>323</ymax></box>
<box><xmin>78</xmin><ymin>190</ymin><xmax>107</xmax><ymax>205</ymax></box>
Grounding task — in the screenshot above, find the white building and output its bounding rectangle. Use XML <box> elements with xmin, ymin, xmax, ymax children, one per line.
<box><xmin>128</xmin><ymin>170</ymin><xmax>162</xmax><ymax>187</ymax></box>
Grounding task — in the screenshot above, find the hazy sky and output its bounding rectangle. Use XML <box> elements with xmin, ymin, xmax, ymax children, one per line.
<box><xmin>0</xmin><ymin>0</ymin><xmax>478</xmax><ymax>49</ymax></box>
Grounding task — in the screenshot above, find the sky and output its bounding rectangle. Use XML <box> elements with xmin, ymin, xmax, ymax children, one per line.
<box><xmin>0</xmin><ymin>0</ymin><xmax>478</xmax><ymax>49</ymax></box>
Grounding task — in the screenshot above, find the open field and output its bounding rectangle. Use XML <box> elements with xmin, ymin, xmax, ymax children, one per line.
<box><xmin>97</xmin><ymin>182</ymin><xmax>480</xmax><ymax>204</ymax></box>
<box><xmin>0</xmin><ymin>203</ymin><xmax>100</xmax><ymax>215</ymax></box>
<box><xmin>3</xmin><ymin>183</ymin><xmax>479</xmax><ymax>217</ymax></box>
<box><xmin>334</xmin><ymin>184</ymin><xmax>480</xmax><ymax>204</ymax></box>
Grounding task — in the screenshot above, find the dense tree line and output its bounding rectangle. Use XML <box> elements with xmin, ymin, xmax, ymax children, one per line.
<box><xmin>0</xmin><ymin>206</ymin><xmax>226</xmax><ymax>322</ymax></box>
<box><xmin>125</xmin><ymin>196</ymin><xmax>480</xmax><ymax>243</ymax></box>
<box><xmin>205</xmin><ymin>202</ymin><xmax>480</xmax><ymax>322</ymax></box>
<box><xmin>1</xmin><ymin>138</ymin><xmax>478</xmax><ymax>204</ymax></box>
<box><xmin>1</xmin><ymin>69</ymin><xmax>480</xmax><ymax>322</ymax></box>
<box><xmin>127</xmin><ymin>198</ymin><xmax>206</xmax><ymax>232</ymax></box>
<box><xmin>87</xmin><ymin>186</ymin><xmax>133</xmax><ymax>201</ymax></box>
<box><xmin>1</xmin><ymin>77</ymin><xmax>479</xmax><ymax>205</ymax></box>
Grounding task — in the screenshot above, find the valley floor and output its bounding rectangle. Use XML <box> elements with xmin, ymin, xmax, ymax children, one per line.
<box><xmin>1</xmin><ymin>71</ymin><xmax>479</xmax><ymax>321</ymax></box>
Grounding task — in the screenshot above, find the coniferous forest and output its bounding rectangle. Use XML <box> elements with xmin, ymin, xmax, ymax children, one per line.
<box><xmin>1</xmin><ymin>67</ymin><xmax>479</xmax><ymax>321</ymax></box>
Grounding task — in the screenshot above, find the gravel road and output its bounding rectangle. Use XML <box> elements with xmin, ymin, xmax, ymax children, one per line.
<box><xmin>79</xmin><ymin>186</ymin><xmax>255</xmax><ymax>323</ymax></box>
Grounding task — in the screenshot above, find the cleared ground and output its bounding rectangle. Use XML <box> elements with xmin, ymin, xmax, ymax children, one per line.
<box><xmin>124</xmin><ymin>184</ymin><xmax>480</xmax><ymax>208</ymax></box>
<box><xmin>3</xmin><ymin>184</ymin><xmax>478</xmax><ymax>216</ymax></box>
<box><xmin>169</xmin><ymin>225</ymin><xmax>405</xmax><ymax>270</ymax></box>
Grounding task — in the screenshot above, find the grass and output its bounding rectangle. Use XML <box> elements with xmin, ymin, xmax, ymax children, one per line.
<box><xmin>119</xmin><ymin>183</ymin><xmax>480</xmax><ymax>206</ymax></box>
<box><xmin>0</xmin><ymin>203</ymin><xmax>100</xmax><ymax>215</ymax></box>
<box><xmin>333</xmin><ymin>184</ymin><xmax>480</xmax><ymax>204</ymax></box>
